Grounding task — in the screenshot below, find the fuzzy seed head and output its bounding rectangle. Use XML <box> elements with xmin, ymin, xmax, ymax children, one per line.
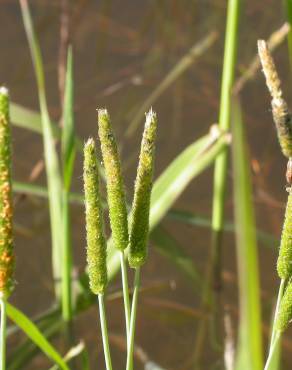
<box><xmin>258</xmin><ymin>40</ymin><xmax>292</xmax><ymax>158</ymax></box>
<box><xmin>129</xmin><ymin>109</ymin><xmax>157</xmax><ymax>268</ymax></box>
<box><xmin>276</xmin><ymin>280</ymin><xmax>292</xmax><ymax>332</ymax></box>
<box><xmin>277</xmin><ymin>190</ymin><xmax>292</xmax><ymax>278</ymax></box>
<box><xmin>0</xmin><ymin>88</ymin><xmax>14</xmax><ymax>298</ymax></box>
<box><xmin>97</xmin><ymin>109</ymin><xmax>129</xmax><ymax>251</ymax></box>
<box><xmin>84</xmin><ymin>138</ymin><xmax>108</xmax><ymax>294</ymax></box>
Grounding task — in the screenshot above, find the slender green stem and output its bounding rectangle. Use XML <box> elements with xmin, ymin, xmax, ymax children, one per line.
<box><xmin>212</xmin><ymin>0</ymin><xmax>240</xmax><ymax>288</ymax></box>
<box><xmin>264</xmin><ymin>332</ymin><xmax>281</xmax><ymax>370</ymax></box>
<box><xmin>193</xmin><ymin>0</ymin><xmax>240</xmax><ymax>365</ymax></box>
<box><xmin>61</xmin><ymin>189</ymin><xmax>72</xmax><ymax>322</ymax></box>
<box><xmin>264</xmin><ymin>279</ymin><xmax>285</xmax><ymax>369</ymax></box>
<box><xmin>270</xmin><ymin>279</ymin><xmax>285</xmax><ymax>346</ymax></box>
<box><xmin>119</xmin><ymin>250</ymin><xmax>131</xmax><ymax>337</ymax></box>
<box><xmin>98</xmin><ymin>294</ymin><xmax>113</xmax><ymax>370</ymax></box>
<box><xmin>126</xmin><ymin>267</ymin><xmax>141</xmax><ymax>370</ymax></box>
<box><xmin>0</xmin><ymin>298</ymin><xmax>6</xmax><ymax>370</ymax></box>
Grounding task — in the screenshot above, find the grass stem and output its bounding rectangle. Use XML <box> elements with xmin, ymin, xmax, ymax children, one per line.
<box><xmin>98</xmin><ymin>294</ymin><xmax>113</xmax><ymax>370</ymax></box>
<box><xmin>264</xmin><ymin>332</ymin><xmax>281</xmax><ymax>370</ymax></box>
<box><xmin>0</xmin><ymin>298</ymin><xmax>6</xmax><ymax>370</ymax></box>
<box><xmin>120</xmin><ymin>250</ymin><xmax>131</xmax><ymax>337</ymax></box>
<box><xmin>263</xmin><ymin>279</ymin><xmax>285</xmax><ymax>369</ymax></box>
<box><xmin>126</xmin><ymin>267</ymin><xmax>141</xmax><ymax>370</ymax></box>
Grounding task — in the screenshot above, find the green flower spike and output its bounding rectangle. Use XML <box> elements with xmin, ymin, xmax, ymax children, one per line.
<box><xmin>129</xmin><ymin>109</ymin><xmax>157</xmax><ymax>268</ymax></box>
<box><xmin>258</xmin><ymin>40</ymin><xmax>292</xmax><ymax>158</ymax></box>
<box><xmin>276</xmin><ymin>280</ymin><xmax>292</xmax><ymax>332</ymax></box>
<box><xmin>277</xmin><ymin>189</ymin><xmax>292</xmax><ymax>279</ymax></box>
<box><xmin>0</xmin><ymin>87</ymin><xmax>14</xmax><ymax>298</ymax></box>
<box><xmin>97</xmin><ymin>109</ymin><xmax>129</xmax><ymax>251</ymax></box>
<box><xmin>84</xmin><ymin>138</ymin><xmax>107</xmax><ymax>295</ymax></box>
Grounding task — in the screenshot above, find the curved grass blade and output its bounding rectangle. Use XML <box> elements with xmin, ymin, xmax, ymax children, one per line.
<box><xmin>232</xmin><ymin>100</ymin><xmax>263</xmax><ymax>370</ymax></box>
<box><xmin>6</xmin><ymin>303</ymin><xmax>69</xmax><ymax>370</ymax></box>
<box><xmin>150</xmin><ymin>127</ymin><xmax>229</xmax><ymax>227</ymax></box>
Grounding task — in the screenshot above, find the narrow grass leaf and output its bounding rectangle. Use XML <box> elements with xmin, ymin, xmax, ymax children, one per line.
<box><xmin>232</xmin><ymin>100</ymin><xmax>263</xmax><ymax>370</ymax></box>
<box><xmin>6</xmin><ymin>303</ymin><xmax>69</xmax><ymax>370</ymax></box>
<box><xmin>12</xmin><ymin>181</ymin><xmax>84</xmax><ymax>204</ymax></box>
<box><xmin>20</xmin><ymin>0</ymin><xmax>63</xmax><ymax>296</ymax></box>
<box><xmin>62</xmin><ymin>46</ymin><xmax>75</xmax><ymax>191</ymax></box>
<box><xmin>167</xmin><ymin>209</ymin><xmax>278</xmax><ymax>249</ymax></box>
<box><xmin>61</xmin><ymin>46</ymin><xmax>75</xmax><ymax>321</ymax></box>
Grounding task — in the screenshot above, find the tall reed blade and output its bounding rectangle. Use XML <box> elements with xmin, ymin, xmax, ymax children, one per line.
<box><xmin>232</xmin><ymin>100</ymin><xmax>263</xmax><ymax>370</ymax></box>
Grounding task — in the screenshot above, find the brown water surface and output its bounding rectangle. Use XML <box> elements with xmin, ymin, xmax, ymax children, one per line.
<box><xmin>1</xmin><ymin>0</ymin><xmax>292</xmax><ymax>369</ymax></box>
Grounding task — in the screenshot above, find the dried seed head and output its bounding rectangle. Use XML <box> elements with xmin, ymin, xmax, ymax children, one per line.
<box><xmin>276</xmin><ymin>280</ymin><xmax>292</xmax><ymax>332</ymax></box>
<box><xmin>97</xmin><ymin>109</ymin><xmax>129</xmax><ymax>251</ymax></box>
<box><xmin>84</xmin><ymin>138</ymin><xmax>107</xmax><ymax>294</ymax></box>
<box><xmin>258</xmin><ymin>40</ymin><xmax>292</xmax><ymax>158</ymax></box>
<box><xmin>129</xmin><ymin>109</ymin><xmax>157</xmax><ymax>268</ymax></box>
<box><xmin>0</xmin><ymin>87</ymin><xmax>14</xmax><ymax>298</ymax></box>
<box><xmin>277</xmin><ymin>190</ymin><xmax>292</xmax><ymax>279</ymax></box>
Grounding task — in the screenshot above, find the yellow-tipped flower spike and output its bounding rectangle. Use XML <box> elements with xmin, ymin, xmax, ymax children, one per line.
<box><xmin>129</xmin><ymin>109</ymin><xmax>157</xmax><ymax>268</ymax></box>
<box><xmin>84</xmin><ymin>138</ymin><xmax>108</xmax><ymax>295</ymax></box>
<box><xmin>277</xmin><ymin>189</ymin><xmax>292</xmax><ymax>279</ymax></box>
<box><xmin>276</xmin><ymin>280</ymin><xmax>292</xmax><ymax>332</ymax></box>
<box><xmin>258</xmin><ymin>40</ymin><xmax>292</xmax><ymax>158</ymax></box>
<box><xmin>97</xmin><ymin>109</ymin><xmax>129</xmax><ymax>251</ymax></box>
<box><xmin>0</xmin><ymin>87</ymin><xmax>14</xmax><ymax>298</ymax></box>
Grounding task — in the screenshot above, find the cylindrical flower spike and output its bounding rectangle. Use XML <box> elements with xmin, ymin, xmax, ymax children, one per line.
<box><xmin>258</xmin><ymin>40</ymin><xmax>292</xmax><ymax>158</ymax></box>
<box><xmin>276</xmin><ymin>280</ymin><xmax>292</xmax><ymax>332</ymax></box>
<box><xmin>0</xmin><ymin>87</ymin><xmax>14</xmax><ymax>298</ymax></box>
<box><xmin>97</xmin><ymin>109</ymin><xmax>129</xmax><ymax>251</ymax></box>
<box><xmin>129</xmin><ymin>109</ymin><xmax>157</xmax><ymax>268</ymax></box>
<box><xmin>277</xmin><ymin>190</ymin><xmax>292</xmax><ymax>279</ymax></box>
<box><xmin>84</xmin><ymin>138</ymin><xmax>108</xmax><ymax>295</ymax></box>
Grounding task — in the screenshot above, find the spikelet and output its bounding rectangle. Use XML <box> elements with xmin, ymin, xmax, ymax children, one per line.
<box><xmin>84</xmin><ymin>138</ymin><xmax>107</xmax><ymax>294</ymax></box>
<box><xmin>0</xmin><ymin>87</ymin><xmax>14</xmax><ymax>298</ymax></box>
<box><xmin>276</xmin><ymin>280</ymin><xmax>292</xmax><ymax>332</ymax></box>
<box><xmin>277</xmin><ymin>189</ymin><xmax>292</xmax><ymax>278</ymax></box>
<box><xmin>129</xmin><ymin>109</ymin><xmax>157</xmax><ymax>268</ymax></box>
<box><xmin>258</xmin><ymin>40</ymin><xmax>292</xmax><ymax>158</ymax></box>
<box><xmin>97</xmin><ymin>109</ymin><xmax>129</xmax><ymax>251</ymax></box>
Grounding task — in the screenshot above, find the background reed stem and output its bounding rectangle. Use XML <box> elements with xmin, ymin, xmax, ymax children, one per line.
<box><xmin>0</xmin><ymin>298</ymin><xmax>6</xmax><ymax>370</ymax></box>
<box><xmin>126</xmin><ymin>267</ymin><xmax>141</xmax><ymax>370</ymax></box>
<box><xmin>98</xmin><ymin>294</ymin><xmax>113</xmax><ymax>370</ymax></box>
